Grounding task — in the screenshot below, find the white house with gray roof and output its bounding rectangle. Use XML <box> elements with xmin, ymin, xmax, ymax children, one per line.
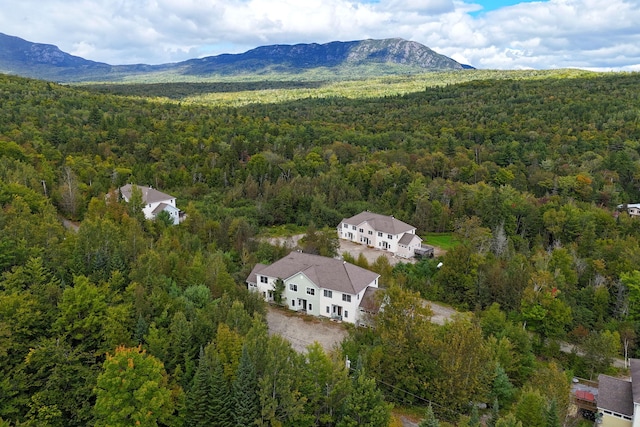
<box><xmin>618</xmin><ymin>203</ymin><xmax>640</xmax><ymax>218</ymax></box>
<box><xmin>595</xmin><ymin>358</ymin><xmax>640</xmax><ymax>427</ymax></box>
<box><xmin>119</xmin><ymin>184</ymin><xmax>183</xmax><ymax>225</ymax></box>
<box><xmin>337</xmin><ymin>211</ymin><xmax>422</xmax><ymax>258</ymax></box>
<box><xmin>246</xmin><ymin>251</ymin><xmax>380</xmax><ymax>325</ymax></box>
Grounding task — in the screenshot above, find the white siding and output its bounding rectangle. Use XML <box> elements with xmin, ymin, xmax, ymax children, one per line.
<box><xmin>285</xmin><ymin>273</ymin><xmax>320</xmax><ymax>316</ymax></box>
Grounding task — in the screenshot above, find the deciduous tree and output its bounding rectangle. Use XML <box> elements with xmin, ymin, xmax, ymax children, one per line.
<box><xmin>94</xmin><ymin>346</ymin><xmax>175</xmax><ymax>427</ymax></box>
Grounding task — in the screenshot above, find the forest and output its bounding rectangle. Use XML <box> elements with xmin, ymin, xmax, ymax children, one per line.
<box><xmin>1</xmin><ymin>70</ymin><xmax>640</xmax><ymax>426</ymax></box>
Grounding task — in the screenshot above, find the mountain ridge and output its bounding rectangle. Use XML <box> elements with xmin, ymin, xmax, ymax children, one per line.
<box><xmin>0</xmin><ymin>32</ymin><xmax>470</xmax><ymax>82</ymax></box>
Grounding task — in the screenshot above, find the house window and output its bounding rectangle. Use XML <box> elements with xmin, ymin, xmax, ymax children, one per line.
<box><xmin>342</xmin><ymin>294</ymin><xmax>351</xmax><ymax>302</ymax></box>
<box><xmin>388</xmin><ymin>234</ymin><xmax>393</xmax><ymax>239</ymax></box>
<box><xmin>344</xmin><ymin>310</ymin><xmax>348</xmax><ymax>318</ymax></box>
<box><xmin>368</xmin><ymin>230</ymin><xmax>373</xmax><ymax>235</ymax></box>
<box><xmin>307</xmin><ymin>288</ymin><xmax>315</xmax><ymax>296</ymax></box>
<box><xmin>378</xmin><ymin>232</ymin><xmax>382</xmax><ymax>237</ymax></box>
<box><xmin>324</xmin><ymin>290</ymin><xmax>332</xmax><ymax>298</ymax></box>
<box><xmin>260</xmin><ymin>276</ymin><xmax>268</xmax><ymax>283</ymax></box>
<box><xmin>290</xmin><ymin>284</ymin><xmax>298</xmax><ymax>292</ymax></box>
<box><xmin>352</xmin><ymin>226</ymin><xmax>356</xmax><ymax>230</ymax></box>
<box><xmin>326</xmin><ymin>306</ymin><xmax>330</xmax><ymax>313</ymax></box>
<box><xmin>343</xmin><ymin>223</ymin><xmax>348</xmax><ymax>228</ymax></box>
<box><xmin>309</xmin><ymin>304</ymin><xmax>313</xmax><ymax>311</ymax></box>
<box><xmin>359</xmin><ymin>228</ymin><xmax>364</xmax><ymax>233</ymax></box>
<box><xmin>291</xmin><ymin>300</ymin><xmax>295</xmax><ymax>307</ymax></box>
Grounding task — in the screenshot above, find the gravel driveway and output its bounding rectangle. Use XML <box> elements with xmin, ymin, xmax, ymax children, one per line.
<box><xmin>267</xmin><ymin>233</ymin><xmax>446</xmax><ymax>266</ymax></box>
<box><xmin>266</xmin><ymin>305</ymin><xmax>349</xmax><ymax>353</ymax></box>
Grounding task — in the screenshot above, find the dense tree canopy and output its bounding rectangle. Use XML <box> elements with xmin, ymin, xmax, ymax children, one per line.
<box><xmin>1</xmin><ymin>70</ymin><xmax>640</xmax><ymax>425</ymax></box>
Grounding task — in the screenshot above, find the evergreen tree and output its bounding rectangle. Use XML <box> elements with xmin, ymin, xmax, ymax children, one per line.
<box><xmin>233</xmin><ymin>346</ymin><xmax>260</xmax><ymax>427</ymax></box>
<box><xmin>514</xmin><ymin>388</ymin><xmax>546</xmax><ymax>427</ymax></box>
<box><xmin>210</xmin><ymin>355</ymin><xmax>234</xmax><ymax>427</ymax></box>
<box><xmin>496</xmin><ymin>413</ymin><xmax>523</xmax><ymax>427</ymax></box>
<box><xmin>469</xmin><ymin>405</ymin><xmax>480</xmax><ymax>427</ymax></box>
<box><xmin>545</xmin><ymin>399</ymin><xmax>561</xmax><ymax>427</ymax></box>
<box><xmin>418</xmin><ymin>403</ymin><xmax>440</xmax><ymax>427</ymax></box>
<box><xmin>491</xmin><ymin>364</ymin><xmax>515</xmax><ymax>407</ymax></box>
<box><xmin>273</xmin><ymin>278</ymin><xmax>286</xmax><ymax>306</ymax></box>
<box><xmin>257</xmin><ymin>335</ymin><xmax>305</xmax><ymax>425</ymax></box>
<box><xmin>337</xmin><ymin>367</ymin><xmax>391</xmax><ymax>427</ymax></box>
<box><xmin>134</xmin><ymin>315</ymin><xmax>148</xmax><ymax>344</ymax></box>
<box><xmin>185</xmin><ymin>348</ymin><xmax>214</xmax><ymax>427</ymax></box>
<box><xmin>487</xmin><ymin>398</ymin><xmax>500</xmax><ymax>427</ymax></box>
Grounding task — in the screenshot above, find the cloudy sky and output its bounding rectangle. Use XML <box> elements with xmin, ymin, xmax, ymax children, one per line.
<box><xmin>1</xmin><ymin>0</ymin><xmax>639</xmax><ymax>70</ymax></box>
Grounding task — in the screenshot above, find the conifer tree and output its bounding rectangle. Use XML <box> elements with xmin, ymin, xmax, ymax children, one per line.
<box><xmin>545</xmin><ymin>399</ymin><xmax>561</xmax><ymax>427</ymax></box>
<box><xmin>469</xmin><ymin>405</ymin><xmax>480</xmax><ymax>427</ymax></box>
<box><xmin>337</xmin><ymin>366</ymin><xmax>391</xmax><ymax>427</ymax></box>
<box><xmin>487</xmin><ymin>398</ymin><xmax>500</xmax><ymax>427</ymax></box>
<box><xmin>491</xmin><ymin>364</ymin><xmax>515</xmax><ymax>407</ymax></box>
<box><xmin>210</xmin><ymin>355</ymin><xmax>234</xmax><ymax>427</ymax></box>
<box><xmin>496</xmin><ymin>413</ymin><xmax>523</xmax><ymax>427</ymax></box>
<box><xmin>418</xmin><ymin>403</ymin><xmax>440</xmax><ymax>427</ymax></box>
<box><xmin>185</xmin><ymin>348</ymin><xmax>214</xmax><ymax>427</ymax></box>
<box><xmin>233</xmin><ymin>346</ymin><xmax>260</xmax><ymax>427</ymax></box>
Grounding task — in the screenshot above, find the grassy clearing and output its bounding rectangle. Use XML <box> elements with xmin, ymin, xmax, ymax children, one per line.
<box><xmin>258</xmin><ymin>224</ymin><xmax>308</xmax><ymax>238</ymax></box>
<box><xmin>422</xmin><ymin>233</ymin><xmax>461</xmax><ymax>251</ymax></box>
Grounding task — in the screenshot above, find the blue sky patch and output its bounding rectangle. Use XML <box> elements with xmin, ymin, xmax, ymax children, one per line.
<box><xmin>471</xmin><ymin>0</ymin><xmax>543</xmax><ymax>14</ymax></box>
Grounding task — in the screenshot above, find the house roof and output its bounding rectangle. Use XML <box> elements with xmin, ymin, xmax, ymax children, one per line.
<box><xmin>120</xmin><ymin>184</ymin><xmax>174</xmax><ymax>205</ymax></box>
<box><xmin>359</xmin><ymin>287</ymin><xmax>383</xmax><ymax>314</ymax></box>
<box><xmin>247</xmin><ymin>252</ymin><xmax>379</xmax><ymax>295</ymax></box>
<box><xmin>398</xmin><ymin>232</ymin><xmax>422</xmax><ymax>245</ymax></box>
<box><xmin>341</xmin><ymin>211</ymin><xmax>415</xmax><ymax>235</ymax></box>
<box><xmin>597</xmin><ymin>374</ymin><xmax>633</xmax><ymax>416</ymax></box>
<box><xmin>631</xmin><ymin>358</ymin><xmax>640</xmax><ymax>403</ymax></box>
<box><xmin>247</xmin><ymin>263</ymin><xmax>267</xmax><ymax>284</ymax></box>
<box><xmin>151</xmin><ymin>202</ymin><xmax>179</xmax><ymax>215</ymax></box>
<box><xmin>618</xmin><ymin>203</ymin><xmax>640</xmax><ymax>210</ymax></box>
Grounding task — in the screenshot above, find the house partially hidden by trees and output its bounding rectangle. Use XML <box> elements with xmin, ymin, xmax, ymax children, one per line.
<box><xmin>595</xmin><ymin>358</ymin><xmax>640</xmax><ymax>426</ymax></box>
<box><xmin>119</xmin><ymin>184</ymin><xmax>183</xmax><ymax>225</ymax></box>
<box><xmin>246</xmin><ymin>251</ymin><xmax>380</xmax><ymax>325</ymax></box>
<box><xmin>618</xmin><ymin>203</ymin><xmax>640</xmax><ymax>218</ymax></box>
<box><xmin>337</xmin><ymin>211</ymin><xmax>425</xmax><ymax>258</ymax></box>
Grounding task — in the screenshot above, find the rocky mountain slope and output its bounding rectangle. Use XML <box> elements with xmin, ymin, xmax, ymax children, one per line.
<box><xmin>0</xmin><ymin>33</ymin><xmax>470</xmax><ymax>82</ymax></box>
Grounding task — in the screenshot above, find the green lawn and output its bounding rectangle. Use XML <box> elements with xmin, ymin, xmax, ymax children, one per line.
<box><xmin>422</xmin><ymin>233</ymin><xmax>461</xmax><ymax>251</ymax></box>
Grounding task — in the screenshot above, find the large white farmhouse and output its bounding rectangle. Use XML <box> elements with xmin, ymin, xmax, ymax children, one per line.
<box><xmin>337</xmin><ymin>211</ymin><xmax>423</xmax><ymax>258</ymax></box>
<box><xmin>119</xmin><ymin>184</ymin><xmax>183</xmax><ymax>225</ymax></box>
<box><xmin>246</xmin><ymin>251</ymin><xmax>381</xmax><ymax>325</ymax></box>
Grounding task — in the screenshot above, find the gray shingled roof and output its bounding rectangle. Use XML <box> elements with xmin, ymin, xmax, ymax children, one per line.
<box><xmin>248</xmin><ymin>252</ymin><xmax>379</xmax><ymax>294</ymax></box>
<box><xmin>632</xmin><ymin>358</ymin><xmax>640</xmax><ymax>404</ymax></box>
<box><xmin>120</xmin><ymin>184</ymin><xmax>174</xmax><ymax>205</ymax></box>
<box><xmin>398</xmin><ymin>232</ymin><xmax>422</xmax><ymax>245</ymax></box>
<box><xmin>359</xmin><ymin>287</ymin><xmax>382</xmax><ymax>314</ymax></box>
<box><xmin>341</xmin><ymin>211</ymin><xmax>415</xmax><ymax>235</ymax></box>
<box><xmin>151</xmin><ymin>202</ymin><xmax>171</xmax><ymax>215</ymax></box>
<box><xmin>247</xmin><ymin>263</ymin><xmax>267</xmax><ymax>285</ymax></box>
<box><xmin>598</xmin><ymin>374</ymin><xmax>633</xmax><ymax>416</ymax></box>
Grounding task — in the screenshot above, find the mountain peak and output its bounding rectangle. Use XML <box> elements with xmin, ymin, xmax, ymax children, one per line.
<box><xmin>0</xmin><ymin>33</ymin><xmax>469</xmax><ymax>82</ymax></box>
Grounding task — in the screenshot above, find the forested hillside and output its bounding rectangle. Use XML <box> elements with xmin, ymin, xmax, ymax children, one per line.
<box><xmin>1</xmin><ymin>71</ymin><xmax>640</xmax><ymax>426</ymax></box>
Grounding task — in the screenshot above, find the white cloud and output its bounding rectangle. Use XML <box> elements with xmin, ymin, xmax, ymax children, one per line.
<box><xmin>0</xmin><ymin>0</ymin><xmax>638</xmax><ymax>69</ymax></box>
